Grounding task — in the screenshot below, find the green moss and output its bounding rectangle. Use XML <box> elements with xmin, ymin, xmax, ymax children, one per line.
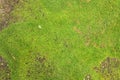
<box><xmin>0</xmin><ymin>0</ymin><xmax>120</xmax><ymax>80</ymax></box>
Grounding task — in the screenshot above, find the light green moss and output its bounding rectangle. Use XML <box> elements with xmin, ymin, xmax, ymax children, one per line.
<box><xmin>0</xmin><ymin>0</ymin><xmax>120</xmax><ymax>80</ymax></box>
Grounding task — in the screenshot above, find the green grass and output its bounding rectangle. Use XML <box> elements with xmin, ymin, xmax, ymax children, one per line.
<box><xmin>0</xmin><ymin>0</ymin><xmax>120</xmax><ymax>80</ymax></box>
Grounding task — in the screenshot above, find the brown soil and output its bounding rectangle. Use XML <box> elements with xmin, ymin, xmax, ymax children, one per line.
<box><xmin>0</xmin><ymin>0</ymin><xmax>19</xmax><ymax>31</ymax></box>
<box><xmin>26</xmin><ymin>53</ymin><xmax>54</xmax><ymax>80</ymax></box>
<box><xmin>0</xmin><ymin>56</ymin><xmax>11</xmax><ymax>80</ymax></box>
<box><xmin>94</xmin><ymin>57</ymin><xmax>120</xmax><ymax>80</ymax></box>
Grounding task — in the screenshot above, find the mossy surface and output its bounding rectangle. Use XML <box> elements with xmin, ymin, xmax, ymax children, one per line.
<box><xmin>0</xmin><ymin>0</ymin><xmax>120</xmax><ymax>80</ymax></box>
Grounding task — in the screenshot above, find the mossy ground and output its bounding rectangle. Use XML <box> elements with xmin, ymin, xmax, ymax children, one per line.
<box><xmin>0</xmin><ymin>0</ymin><xmax>120</xmax><ymax>80</ymax></box>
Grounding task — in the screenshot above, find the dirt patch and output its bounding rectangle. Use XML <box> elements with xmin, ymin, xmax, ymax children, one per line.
<box><xmin>0</xmin><ymin>56</ymin><xmax>11</xmax><ymax>80</ymax></box>
<box><xmin>0</xmin><ymin>0</ymin><xmax>19</xmax><ymax>31</ymax></box>
<box><xmin>94</xmin><ymin>57</ymin><xmax>120</xmax><ymax>80</ymax></box>
<box><xmin>26</xmin><ymin>53</ymin><xmax>54</xmax><ymax>80</ymax></box>
<box><xmin>73</xmin><ymin>26</ymin><xmax>82</xmax><ymax>34</ymax></box>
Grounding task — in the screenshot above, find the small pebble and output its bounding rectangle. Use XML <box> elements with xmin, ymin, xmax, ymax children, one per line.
<box><xmin>1</xmin><ymin>63</ymin><xmax>4</xmax><ymax>65</ymax></box>
<box><xmin>38</xmin><ymin>25</ymin><xmax>42</xmax><ymax>29</ymax></box>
